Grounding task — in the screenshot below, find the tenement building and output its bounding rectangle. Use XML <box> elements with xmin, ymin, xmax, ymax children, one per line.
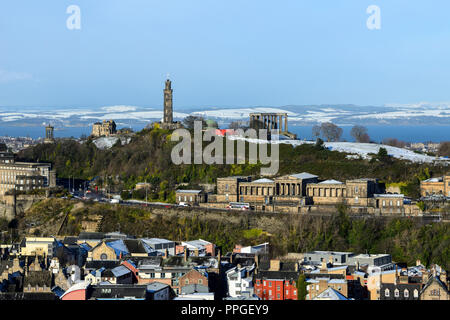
<box><xmin>0</xmin><ymin>150</ymin><xmax>56</xmax><ymax>196</ymax></box>
<box><xmin>201</xmin><ymin>172</ymin><xmax>421</xmax><ymax>215</ymax></box>
<box><xmin>91</xmin><ymin>120</ymin><xmax>117</xmax><ymax>137</ymax></box>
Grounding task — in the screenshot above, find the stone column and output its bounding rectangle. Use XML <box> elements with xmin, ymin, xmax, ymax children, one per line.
<box><xmin>284</xmin><ymin>114</ymin><xmax>288</xmax><ymax>132</ymax></box>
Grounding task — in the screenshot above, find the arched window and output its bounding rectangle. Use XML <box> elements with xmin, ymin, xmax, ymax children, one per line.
<box><xmin>100</xmin><ymin>253</ymin><xmax>108</xmax><ymax>260</ymax></box>
<box><xmin>404</xmin><ymin>289</ymin><xmax>409</xmax><ymax>298</ymax></box>
<box><xmin>394</xmin><ymin>289</ymin><xmax>399</xmax><ymax>297</ymax></box>
<box><xmin>413</xmin><ymin>289</ymin><xmax>419</xmax><ymax>298</ymax></box>
<box><xmin>384</xmin><ymin>288</ymin><xmax>390</xmax><ymax>297</ymax></box>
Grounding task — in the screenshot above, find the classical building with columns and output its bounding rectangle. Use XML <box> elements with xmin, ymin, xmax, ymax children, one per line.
<box><xmin>201</xmin><ymin>172</ymin><xmax>421</xmax><ymax>215</ymax></box>
<box><xmin>249</xmin><ymin>112</ymin><xmax>297</xmax><ymax>139</ymax></box>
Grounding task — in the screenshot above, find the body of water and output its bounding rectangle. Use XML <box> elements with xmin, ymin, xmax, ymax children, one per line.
<box><xmin>290</xmin><ymin>125</ymin><xmax>450</xmax><ymax>143</ymax></box>
<box><xmin>0</xmin><ymin>124</ymin><xmax>448</xmax><ymax>144</ymax></box>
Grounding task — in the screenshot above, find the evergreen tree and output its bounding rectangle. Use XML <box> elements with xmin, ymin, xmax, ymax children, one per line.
<box><xmin>296</xmin><ymin>274</ymin><xmax>308</xmax><ymax>300</ymax></box>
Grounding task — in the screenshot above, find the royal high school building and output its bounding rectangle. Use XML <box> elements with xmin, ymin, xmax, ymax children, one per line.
<box><xmin>202</xmin><ymin>172</ymin><xmax>421</xmax><ymax>215</ymax></box>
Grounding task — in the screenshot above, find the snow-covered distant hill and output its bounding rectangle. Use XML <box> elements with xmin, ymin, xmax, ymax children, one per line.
<box><xmin>1</xmin><ymin>102</ymin><xmax>448</xmax><ymax>128</ymax></box>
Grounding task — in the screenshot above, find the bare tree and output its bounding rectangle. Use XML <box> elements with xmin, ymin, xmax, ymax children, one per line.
<box><xmin>438</xmin><ymin>141</ymin><xmax>450</xmax><ymax>157</ymax></box>
<box><xmin>318</xmin><ymin>122</ymin><xmax>343</xmax><ymax>142</ymax></box>
<box><xmin>382</xmin><ymin>138</ymin><xmax>406</xmax><ymax>148</ymax></box>
<box><xmin>312</xmin><ymin>125</ymin><xmax>321</xmax><ymax>139</ymax></box>
<box><xmin>182</xmin><ymin>115</ymin><xmax>206</xmax><ymax>130</ymax></box>
<box><xmin>350</xmin><ymin>125</ymin><xmax>370</xmax><ymax>143</ymax></box>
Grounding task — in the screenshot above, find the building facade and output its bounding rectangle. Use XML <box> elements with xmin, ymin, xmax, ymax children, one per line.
<box><xmin>203</xmin><ymin>172</ymin><xmax>417</xmax><ymax>215</ymax></box>
<box><xmin>91</xmin><ymin>120</ymin><xmax>117</xmax><ymax>137</ymax></box>
<box><xmin>0</xmin><ymin>152</ymin><xmax>55</xmax><ymax>196</ymax></box>
<box><xmin>420</xmin><ymin>174</ymin><xmax>450</xmax><ymax>197</ymax></box>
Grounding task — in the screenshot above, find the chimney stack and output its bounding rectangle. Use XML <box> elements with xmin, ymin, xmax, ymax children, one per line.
<box><xmin>184</xmin><ymin>247</ymin><xmax>189</xmax><ymax>262</ymax></box>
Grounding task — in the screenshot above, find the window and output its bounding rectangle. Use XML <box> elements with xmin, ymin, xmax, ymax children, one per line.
<box><xmin>404</xmin><ymin>289</ymin><xmax>409</xmax><ymax>298</ymax></box>
<box><xmin>413</xmin><ymin>289</ymin><xmax>418</xmax><ymax>298</ymax></box>
<box><xmin>185</xmin><ymin>279</ymin><xmax>189</xmax><ymax>285</ymax></box>
<box><xmin>100</xmin><ymin>253</ymin><xmax>108</xmax><ymax>260</ymax></box>
<box><xmin>225</xmin><ymin>184</ymin><xmax>229</xmax><ymax>191</ymax></box>
<box><xmin>394</xmin><ymin>289</ymin><xmax>399</xmax><ymax>297</ymax></box>
<box><xmin>277</xmin><ymin>294</ymin><xmax>280</xmax><ymax>299</ymax></box>
<box><xmin>382</xmin><ymin>200</ymin><xmax>386</xmax><ymax>207</ymax></box>
<box><xmin>269</xmin><ymin>281</ymin><xmax>272</xmax><ymax>287</ymax></box>
<box><xmin>150</xmin><ymin>273</ymin><xmax>155</xmax><ymax>278</ymax></box>
<box><xmin>431</xmin><ymin>289</ymin><xmax>440</xmax><ymax>296</ymax></box>
<box><xmin>389</xmin><ymin>200</ymin><xmax>393</xmax><ymax>206</ymax></box>
<box><xmin>385</xmin><ymin>289</ymin><xmax>390</xmax><ymax>297</ymax></box>
<box><xmin>161</xmin><ymin>273</ymin><xmax>165</xmax><ymax>278</ymax></box>
<box><xmin>355</xmin><ymin>186</ymin><xmax>359</xmax><ymax>193</ymax></box>
<box><xmin>198</xmin><ymin>279</ymin><xmax>203</xmax><ymax>285</ymax></box>
<box><xmin>277</xmin><ymin>286</ymin><xmax>280</xmax><ymax>291</ymax></box>
<box><xmin>269</xmin><ymin>290</ymin><xmax>272</xmax><ymax>295</ymax></box>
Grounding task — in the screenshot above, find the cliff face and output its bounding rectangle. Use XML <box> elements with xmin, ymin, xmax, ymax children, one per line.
<box><xmin>0</xmin><ymin>195</ymin><xmax>45</xmax><ymax>220</ymax></box>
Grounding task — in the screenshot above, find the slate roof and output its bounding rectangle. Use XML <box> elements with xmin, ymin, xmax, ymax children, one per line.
<box><xmin>23</xmin><ymin>271</ymin><xmax>52</xmax><ymax>287</ymax></box>
<box><xmin>313</xmin><ymin>287</ymin><xmax>348</xmax><ymax>300</ymax></box>
<box><xmin>251</xmin><ymin>178</ymin><xmax>274</xmax><ymax>183</ymax></box>
<box><xmin>123</xmin><ymin>239</ymin><xmax>147</xmax><ymax>254</ymax></box>
<box><xmin>289</xmin><ymin>172</ymin><xmax>318</xmax><ymax>179</ymax></box>
<box><xmin>181</xmin><ymin>284</ymin><xmax>210</xmax><ymax>294</ymax></box>
<box><xmin>319</xmin><ymin>179</ymin><xmax>343</xmax><ymax>184</ymax></box>
<box><xmin>84</xmin><ymin>260</ymin><xmax>120</xmax><ymax>270</ymax></box>
<box><xmin>255</xmin><ymin>270</ymin><xmax>300</xmax><ymax>281</ymax></box>
<box><xmin>175</xmin><ymin>190</ymin><xmax>203</xmax><ymax>194</ymax></box>
<box><xmin>146</xmin><ymin>282</ymin><xmax>169</xmax><ymax>292</ymax></box>
<box><xmin>111</xmin><ymin>265</ymin><xmax>131</xmax><ymax>278</ymax></box>
<box><xmin>63</xmin><ymin>237</ymin><xmax>78</xmax><ymax>245</ymax></box>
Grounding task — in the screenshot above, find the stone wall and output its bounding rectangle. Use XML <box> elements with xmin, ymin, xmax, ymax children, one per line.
<box><xmin>0</xmin><ymin>194</ymin><xmax>45</xmax><ymax>220</ymax></box>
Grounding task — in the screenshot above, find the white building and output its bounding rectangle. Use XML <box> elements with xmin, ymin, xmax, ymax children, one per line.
<box><xmin>226</xmin><ymin>264</ymin><xmax>255</xmax><ymax>298</ymax></box>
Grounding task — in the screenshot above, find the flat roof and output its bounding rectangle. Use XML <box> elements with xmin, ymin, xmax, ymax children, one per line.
<box><xmin>175</xmin><ymin>190</ymin><xmax>202</xmax><ymax>194</ymax></box>
<box><xmin>141</xmin><ymin>238</ymin><xmax>174</xmax><ymax>245</ymax></box>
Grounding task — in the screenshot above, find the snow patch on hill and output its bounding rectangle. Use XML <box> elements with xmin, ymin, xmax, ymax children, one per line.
<box><xmin>228</xmin><ymin>136</ymin><xmax>449</xmax><ymax>164</ymax></box>
<box><xmin>93</xmin><ymin>136</ymin><xmax>131</xmax><ymax>150</ymax></box>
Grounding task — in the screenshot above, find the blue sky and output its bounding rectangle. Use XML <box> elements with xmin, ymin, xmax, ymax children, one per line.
<box><xmin>1</xmin><ymin>0</ymin><xmax>450</xmax><ymax>109</ymax></box>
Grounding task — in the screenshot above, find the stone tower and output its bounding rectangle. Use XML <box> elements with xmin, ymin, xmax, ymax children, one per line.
<box><xmin>44</xmin><ymin>125</ymin><xmax>54</xmax><ymax>144</ymax></box>
<box><xmin>163</xmin><ymin>79</ymin><xmax>173</xmax><ymax>124</ymax></box>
